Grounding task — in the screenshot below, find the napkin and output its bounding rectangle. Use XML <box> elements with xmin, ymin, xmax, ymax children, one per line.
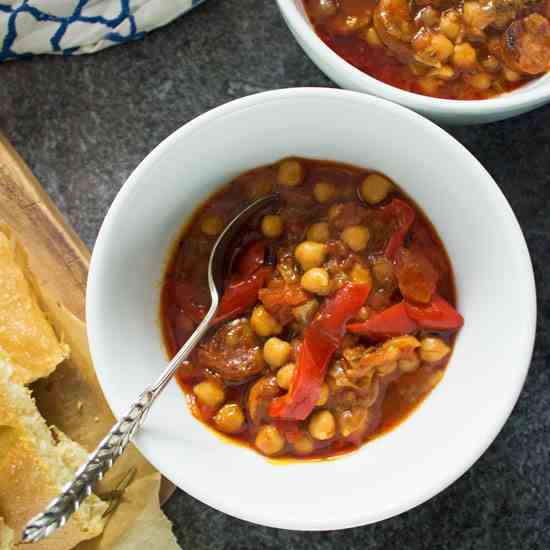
<box><xmin>0</xmin><ymin>0</ymin><xmax>204</xmax><ymax>61</ymax></box>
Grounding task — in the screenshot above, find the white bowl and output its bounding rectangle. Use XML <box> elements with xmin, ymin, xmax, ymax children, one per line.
<box><xmin>276</xmin><ymin>0</ymin><xmax>550</xmax><ymax>125</ymax></box>
<box><xmin>87</xmin><ymin>88</ymin><xmax>536</xmax><ymax>530</ymax></box>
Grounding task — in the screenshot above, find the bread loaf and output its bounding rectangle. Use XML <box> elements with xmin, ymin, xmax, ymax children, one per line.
<box><xmin>0</xmin><ymin>356</ymin><xmax>107</xmax><ymax>549</ymax></box>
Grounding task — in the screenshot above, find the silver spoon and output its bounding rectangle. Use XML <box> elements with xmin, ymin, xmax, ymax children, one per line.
<box><xmin>22</xmin><ymin>193</ymin><xmax>280</xmax><ymax>544</ymax></box>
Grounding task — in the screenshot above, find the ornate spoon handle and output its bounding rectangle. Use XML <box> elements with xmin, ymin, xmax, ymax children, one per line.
<box><xmin>21</xmin><ymin>302</ymin><xmax>217</xmax><ymax>544</ymax></box>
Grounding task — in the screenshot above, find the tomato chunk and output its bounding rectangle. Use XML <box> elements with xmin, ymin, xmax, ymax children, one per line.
<box><xmin>395</xmin><ymin>248</ymin><xmax>439</xmax><ymax>304</ymax></box>
<box><xmin>259</xmin><ymin>283</ymin><xmax>310</xmax><ymax>324</ymax></box>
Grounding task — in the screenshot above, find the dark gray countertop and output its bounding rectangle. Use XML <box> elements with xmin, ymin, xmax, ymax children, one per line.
<box><xmin>1</xmin><ymin>0</ymin><xmax>548</xmax><ymax>548</ymax></box>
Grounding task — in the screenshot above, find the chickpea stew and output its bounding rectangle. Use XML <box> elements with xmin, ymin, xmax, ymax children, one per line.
<box><xmin>305</xmin><ymin>0</ymin><xmax>550</xmax><ymax>100</ymax></box>
<box><xmin>161</xmin><ymin>158</ymin><xmax>464</xmax><ymax>460</ymax></box>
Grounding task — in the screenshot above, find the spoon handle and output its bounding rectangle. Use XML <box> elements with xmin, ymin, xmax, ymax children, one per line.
<box><xmin>21</xmin><ymin>304</ymin><xmax>217</xmax><ymax>544</ymax></box>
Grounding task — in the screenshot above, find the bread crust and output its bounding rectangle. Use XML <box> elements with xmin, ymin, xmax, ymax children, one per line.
<box><xmin>0</xmin><ymin>227</ymin><xmax>68</xmax><ymax>384</ymax></box>
<box><xmin>0</xmin><ymin>359</ymin><xmax>107</xmax><ymax>550</ymax></box>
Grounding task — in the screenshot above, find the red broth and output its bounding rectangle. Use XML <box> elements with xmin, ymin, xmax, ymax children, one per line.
<box><xmin>161</xmin><ymin>158</ymin><xmax>463</xmax><ymax>460</ymax></box>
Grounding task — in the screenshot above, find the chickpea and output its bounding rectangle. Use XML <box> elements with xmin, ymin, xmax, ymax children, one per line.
<box><xmin>360</xmin><ymin>173</ymin><xmax>392</xmax><ymax>205</ymax></box>
<box><xmin>251</xmin><ymin>305</ymin><xmax>282</xmax><ymax>337</ymax></box>
<box><xmin>313</xmin><ymin>181</ymin><xmax>337</xmax><ymax>203</ymax></box>
<box><xmin>418</xmin><ymin>6</ymin><xmax>440</xmax><ymax>27</ymax></box>
<box><xmin>294</xmin><ymin>241</ymin><xmax>328</xmax><ymax>271</ymax></box>
<box><xmin>435</xmin><ymin>65</ymin><xmax>456</xmax><ymax>80</ymax></box>
<box><xmin>481</xmin><ymin>55</ymin><xmax>500</xmax><ymax>73</ymax></box>
<box><xmin>276</xmin><ymin>362</ymin><xmax>296</xmax><ymax>390</ymax></box>
<box><xmin>467</xmin><ymin>72</ymin><xmax>492</xmax><ymax>91</ymax></box>
<box><xmin>308</xmin><ymin>410</ymin><xmax>336</xmax><ymax>440</ymax></box>
<box><xmin>301</xmin><ymin>267</ymin><xmax>330</xmax><ymax>295</ymax></box>
<box><xmin>399</xmin><ymin>355</ymin><xmax>421</xmax><ymax>373</ymax></box>
<box><xmin>453</xmin><ymin>42</ymin><xmax>477</xmax><ymax>69</ymax></box>
<box><xmin>413</xmin><ymin>29</ymin><xmax>452</xmax><ymax>63</ymax></box>
<box><xmin>463</xmin><ymin>1</ymin><xmax>495</xmax><ymax>30</ymax></box>
<box><xmin>420</xmin><ymin>337</ymin><xmax>451</xmax><ymax>363</ymax></box>
<box><xmin>214</xmin><ymin>403</ymin><xmax>245</xmax><ymax>434</ymax></box>
<box><xmin>341</xmin><ymin>225</ymin><xmax>370</xmax><ymax>252</ymax></box>
<box><xmin>365</xmin><ymin>27</ymin><xmax>382</xmax><ymax>47</ymax></box>
<box><xmin>350</xmin><ymin>263</ymin><xmax>372</xmax><ymax>285</ymax></box>
<box><xmin>316</xmin><ymin>383</ymin><xmax>330</xmax><ymax>406</ymax></box>
<box><xmin>440</xmin><ymin>9</ymin><xmax>461</xmax><ymax>41</ymax></box>
<box><xmin>263</xmin><ymin>337</ymin><xmax>292</xmax><ymax>368</ymax></box>
<box><xmin>503</xmin><ymin>67</ymin><xmax>521</xmax><ymax>82</ymax></box>
<box><xmin>277</xmin><ymin>159</ymin><xmax>304</xmax><ymax>187</ymax></box>
<box><xmin>307</xmin><ymin>221</ymin><xmax>330</xmax><ymax>243</ymax></box>
<box><xmin>261</xmin><ymin>214</ymin><xmax>284</xmax><ymax>239</ymax></box>
<box><xmin>200</xmin><ymin>214</ymin><xmax>224</xmax><ymax>236</ymax></box>
<box><xmin>293</xmin><ymin>433</ymin><xmax>315</xmax><ymax>455</ymax></box>
<box><xmin>193</xmin><ymin>380</ymin><xmax>225</xmax><ymax>409</ymax></box>
<box><xmin>430</xmin><ymin>33</ymin><xmax>455</xmax><ymax>62</ymax></box>
<box><xmin>255</xmin><ymin>424</ymin><xmax>285</xmax><ymax>455</ymax></box>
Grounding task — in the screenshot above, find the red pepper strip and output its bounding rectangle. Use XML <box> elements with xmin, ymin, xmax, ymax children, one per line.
<box><xmin>236</xmin><ymin>240</ymin><xmax>266</xmax><ymax>278</ymax></box>
<box><xmin>214</xmin><ymin>266</ymin><xmax>272</xmax><ymax>324</ymax></box>
<box><xmin>404</xmin><ymin>294</ymin><xmax>464</xmax><ymax>330</ymax></box>
<box><xmin>347</xmin><ymin>301</ymin><xmax>418</xmax><ymax>338</ymax></box>
<box><xmin>269</xmin><ymin>283</ymin><xmax>371</xmax><ymax>420</ymax></box>
<box><xmin>380</xmin><ymin>199</ymin><xmax>415</xmax><ymax>260</ymax></box>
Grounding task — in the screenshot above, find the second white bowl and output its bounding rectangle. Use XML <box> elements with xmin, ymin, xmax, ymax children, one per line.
<box><xmin>277</xmin><ymin>0</ymin><xmax>550</xmax><ymax>125</ymax></box>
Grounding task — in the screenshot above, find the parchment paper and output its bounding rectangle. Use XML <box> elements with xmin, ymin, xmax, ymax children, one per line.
<box><xmin>5</xmin><ymin>225</ymin><xmax>180</xmax><ymax>550</ymax></box>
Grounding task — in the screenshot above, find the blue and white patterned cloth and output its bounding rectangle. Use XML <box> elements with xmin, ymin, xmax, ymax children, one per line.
<box><xmin>0</xmin><ymin>0</ymin><xmax>204</xmax><ymax>61</ymax></box>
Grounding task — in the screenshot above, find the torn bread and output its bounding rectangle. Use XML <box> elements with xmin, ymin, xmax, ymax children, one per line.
<box><xmin>0</xmin><ymin>227</ymin><xmax>68</xmax><ymax>384</ymax></box>
<box><xmin>0</xmin><ymin>355</ymin><xmax>107</xmax><ymax>550</ymax></box>
<box><xmin>0</xmin><ymin>517</ymin><xmax>13</xmax><ymax>550</ymax></box>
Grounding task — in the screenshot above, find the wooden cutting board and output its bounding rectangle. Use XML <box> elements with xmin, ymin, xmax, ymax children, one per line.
<box><xmin>0</xmin><ymin>133</ymin><xmax>175</xmax><ymax>504</ymax></box>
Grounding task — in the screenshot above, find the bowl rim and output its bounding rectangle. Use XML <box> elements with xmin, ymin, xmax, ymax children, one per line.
<box><xmin>276</xmin><ymin>0</ymin><xmax>550</xmax><ymax>116</ymax></box>
<box><xmin>87</xmin><ymin>88</ymin><xmax>537</xmax><ymax>530</ymax></box>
